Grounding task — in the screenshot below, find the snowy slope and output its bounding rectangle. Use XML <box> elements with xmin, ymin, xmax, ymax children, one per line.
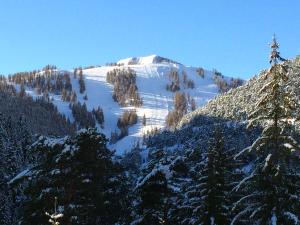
<box><xmin>22</xmin><ymin>55</ymin><xmax>237</xmax><ymax>154</ymax></box>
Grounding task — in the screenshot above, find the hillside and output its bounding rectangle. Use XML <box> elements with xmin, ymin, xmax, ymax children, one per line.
<box><xmin>141</xmin><ymin>55</ymin><xmax>300</xmax><ymax>174</ymax></box>
<box><xmin>180</xmin><ymin>56</ymin><xmax>300</xmax><ymax>127</ymax></box>
<box><xmin>10</xmin><ymin>55</ymin><xmax>243</xmax><ymax>154</ymax></box>
<box><xmin>0</xmin><ymin>81</ymin><xmax>75</xmax><ymax>136</ymax></box>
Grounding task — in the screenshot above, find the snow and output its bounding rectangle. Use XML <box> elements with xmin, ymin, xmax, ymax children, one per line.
<box><xmin>36</xmin><ymin>136</ymin><xmax>66</xmax><ymax>148</ymax></box>
<box><xmin>233</xmin><ymin>169</ymin><xmax>256</xmax><ymax>191</ymax></box>
<box><xmin>82</xmin><ymin>178</ymin><xmax>91</xmax><ymax>183</ymax></box>
<box><xmin>117</xmin><ymin>55</ymin><xmax>159</xmax><ymax>65</ymax></box>
<box><xmin>271</xmin><ymin>211</ymin><xmax>277</xmax><ymax>225</ymax></box>
<box><xmin>21</xmin><ymin>55</ymin><xmax>234</xmax><ymax>154</ymax></box>
<box><xmin>263</xmin><ymin>153</ymin><xmax>272</xmax><ymax>171</ymax></box>
<box><xmin>135</xmin><ymin>163</ymin><xmax>172</xmax><ymax>189</ymax></box>
<box><xmin>241</xmin><ymin>163</ymin><xmax>253</xmax><ymax>174</ymax></box>
<box><xmin>284</xmin><ymin>211</ymin><xmax>299</xmax><ymax>224</ymax></box>
<box><xmin>8</xmin><ymin>168</ymin><xmax>31</xmax><ymax>184</ymax></box>
<box><xmin>50</xmin><ymin>169</ymin><xmax>61</xmax><ymax>175</ymax></box>
<box><xmin>284</xmin><ymin>143</ymin><xmax>293</xmax><ymax>149</ymax></box>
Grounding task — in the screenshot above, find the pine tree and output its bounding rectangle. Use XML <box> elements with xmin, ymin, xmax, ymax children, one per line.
<box><xmin>166</xmin><ymin>92</ymin><xmax>188</xmax><ymax>128</ymax></box>
<box><xmin>133</xmin><ymin>149</ymin><xmax>173</xmax><ymax>225</ymax></box>
<box><xmin>92</xmin><ymin>106</ymin><xmax>104</xmax><ymax>127</ymax></box>
<box><xmin>180</xmin><ymin>127</ymin><xmax>238</xmax><ymax>225</ymax></box>
<box><xmin>73</xmin><ymin>68</ymin><xmax>78</xmax><ymax>79</ymax></box>
<box><xmin>199</xmin><ymin>127</ymin><xmax>233</xmax><ymax>225</ymax></box>
<box><xmin>232</xmin><ymin>35</ymin><xmax>300</xmax><ymax>224</ymax></box>
<box><xmin>142</xmin><ymin>114</ymin><xmax>146</xmax><ymax>126</ymax></box>
<box><xmin>78</xmin><ymin>68</ymin><xmax>86</xmax><ymax>94</ymax></box>
<box><xmin>14</xmin><ymin>128</ymin><xmax>131</xmax><ymax>225</ymax></box>
<box><xmin>70</xmin><ymin>90</ymin><xmax>77</xmax><ymax>103</ymax></box>
<box><xmin>61</xmin><ymin>88</ymin><xmax>68</xmax><ymax>101</ymax></box>
<box><xmin>191</xmin><ymin>98</ymin><xmax>196</xmax><ymax>111</ymax></box>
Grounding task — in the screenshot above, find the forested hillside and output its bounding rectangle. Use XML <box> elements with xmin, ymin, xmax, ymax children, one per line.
<box><xmin>0</xmin><ymin>78</ymin><xmax>75</xmax><ymax>224</ymax></box>
<box><xmin>180</xmin><ymin>56</ymin><xmax>300</xmax><ymax>126</ymax></box>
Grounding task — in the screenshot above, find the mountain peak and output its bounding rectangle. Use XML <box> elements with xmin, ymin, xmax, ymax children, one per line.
<box><xmin>117</xmin><ymin>55</ymin><xmax>180</xmax><ymax>65</ymax></box>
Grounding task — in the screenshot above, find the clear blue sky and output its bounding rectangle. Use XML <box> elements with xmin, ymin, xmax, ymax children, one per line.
<box><xmin>1</xmin><ymin>0</ymin><xmax>299</xmax><ymax>79</ymax></box>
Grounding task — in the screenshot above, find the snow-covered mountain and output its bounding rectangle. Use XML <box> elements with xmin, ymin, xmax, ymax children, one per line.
<box><xmin>16</xmin><ymin>55</ymin><xmax>242</xmax><ymax>154</ymax></box>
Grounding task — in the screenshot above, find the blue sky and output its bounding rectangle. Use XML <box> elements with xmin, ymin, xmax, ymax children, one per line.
<box><xmin>0</xmin><ymin>0</ymin><xmax>299</xmax><ymax>79</ymax></box>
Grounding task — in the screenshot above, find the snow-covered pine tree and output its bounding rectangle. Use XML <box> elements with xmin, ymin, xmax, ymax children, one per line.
<box><xmin>169</xmin><ymin>147</ymin><xmax>204</xmax><ymax>225</ymax></box>
<box><xmin>13</xmin><ymin>128</ymin><xmax>131</xmax><ymax>225</ymax></box>
<box><xmin>133</xmin><ymin>149</ymin><xmax>174</xmax><ymax>225</ymax></box>
<box><xmin>232</xmin><ymin>35</ymin><xmax>300</xmax><ymax>225</ymax></box>
<box><xmin>198</xmin><ymin>127</ymin><xmax>234</xmax><ymax>225</ymax></box>
<box><xmin>181</xmin><ymin>127</ymin><xmax>238</xmax><ymax>225</ymax></box>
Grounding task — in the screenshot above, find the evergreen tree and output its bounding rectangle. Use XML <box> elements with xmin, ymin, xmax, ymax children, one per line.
<box><xmin>13</xmin><ymin>128</ymin><xmax>131</xmax><ymax>225</ymax></box>
<box><xmin>166</xmin><ymin>92</ymin><xmax>188</xmax><ymax>128</ymax></box>
<box><xmin>180</xmin><ymin>127</ymin><xmax>238</xmax><ymax>225</ymax></box>
<box><xmin>78</xmin><ymin>68</ymin><xmax>86</xmax><ymax>94</ymax></box>
<box><xmin>191</xmin><ymin>97</ymin><xmax>196</xmax><ymax>111</ymax></box>
<box><xmin>71</xmin><ymin>101</ymin><xmax>95</xmax><ymax>128</ymax></box>
<box><xmin>232</xmin><ymin>36</ymin><xmax>300</xmax><ymax>224</ymax></box>
<box><xmin>133</xmin><ymin>149</ymin><xmax>173</xmax><ymax>225</ymax></box>
<box><xmin>73</xmin><ymin>68</ymin><xmax>78</xmax><ymax>79</ymax></box>
<box><xmin>107</xmin><ymin>68</ymin><xmax>142</xmax><ymax>107</ymax></box>
<box><xmin>142</xmin><ymin>114</ymin><xmax>146</xmax><ymax>126</ymax></box>
<box><xmin>198</xmin><ymin>128</ymin><xmax>233</xmax><ymax>224</ymax></box>
<box><xmin>92</xmin><ymin>106</ymin><xmax>105</xmax><ymax>126</ymax></box>
<box><xmin>70</xmin><ymin>90</ymin><xmax>77</xmax><ymax>103</ymax></box>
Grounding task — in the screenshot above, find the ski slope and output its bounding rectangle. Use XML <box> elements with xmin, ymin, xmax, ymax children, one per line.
<box><xmin>23</xmin><ymin>55</ymin><xmax>233</xmax><ymax>154</ymax></box>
